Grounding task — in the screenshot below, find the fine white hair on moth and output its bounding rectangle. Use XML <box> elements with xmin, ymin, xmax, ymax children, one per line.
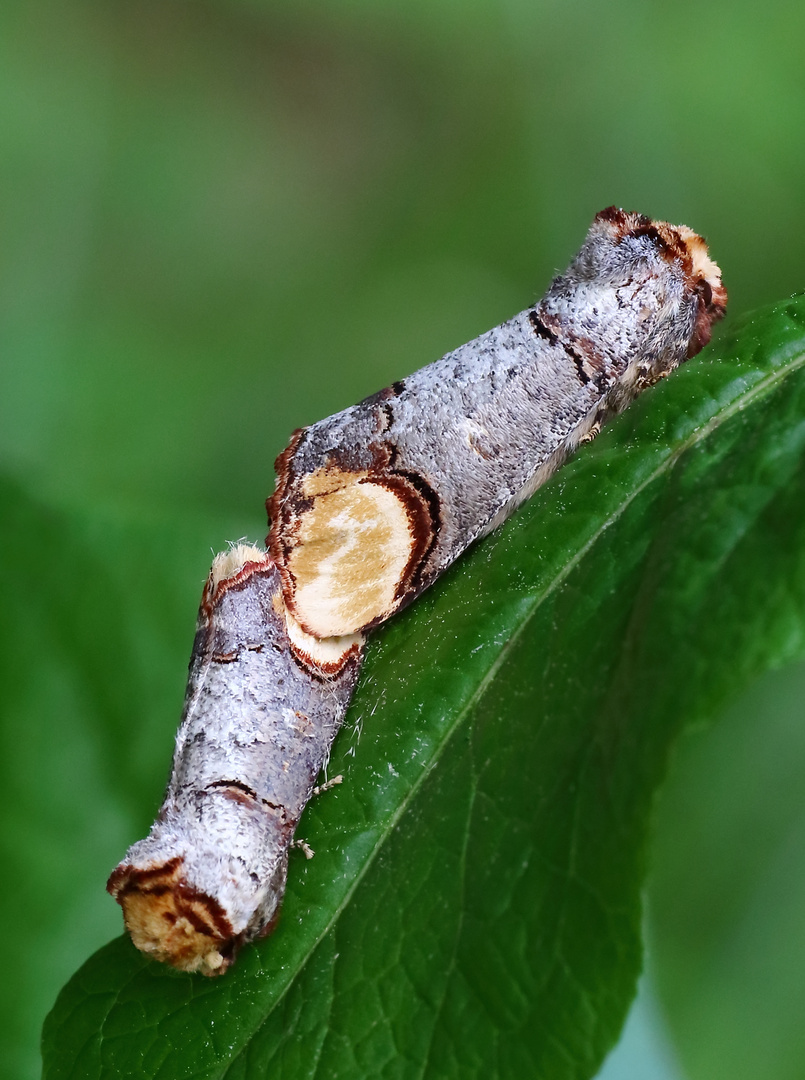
<box><xmin>110</xmin><ymin>208</ymin><xmax>726</xmax><ymax>974</ymax></box>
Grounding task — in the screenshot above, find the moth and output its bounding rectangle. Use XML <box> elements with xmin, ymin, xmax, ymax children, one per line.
<box><xmin>109</xmin><ymin>208</ymin><xmax>726</xmax><ymax>974</ymax></box>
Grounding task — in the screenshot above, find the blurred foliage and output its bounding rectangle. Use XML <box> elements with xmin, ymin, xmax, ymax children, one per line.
<box><xmin>2</xmin><ymin>1</ymin><xmax>805</xmax><ymax>1078</ymax></box>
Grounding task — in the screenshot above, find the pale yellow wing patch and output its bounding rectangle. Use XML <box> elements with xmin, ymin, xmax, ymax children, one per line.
<box><xmin>283</xmin><ymin>608</ymin><xmax>364</xmax><ymax>674</ymax></box>
<box><xmin>286</xmin><ymin>471</ymin><xmax>416</xmax><ymax>637</ymax></box>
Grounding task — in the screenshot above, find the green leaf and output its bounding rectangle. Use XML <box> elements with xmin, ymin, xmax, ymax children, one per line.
<box><xmin>40</xmin><ymin>297</ymin><xmax>805</xmax><ymax>1079</ymax></box>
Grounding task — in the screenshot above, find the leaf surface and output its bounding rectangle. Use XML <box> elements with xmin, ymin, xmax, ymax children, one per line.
<box><xmin>42</xmin><ymin>298</ymin><xmax>805</xmax><ymax>1079</ymax></box>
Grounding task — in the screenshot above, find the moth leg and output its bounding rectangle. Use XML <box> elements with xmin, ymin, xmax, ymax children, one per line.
<box><xmin>290</xmin><ymin>838</ymin><xmax>315</xmax><ymax>860</ymax></box>
<box><xmin>578</xmin><ymin>421</ymin><xmax>602</xmax><ymax>446</ymax></box>
<box><xmin>312</xmin><ymin>774</ymin><xmax>343</xmax><ymax>797</ymax></box>
<box><xmin>289</xmin><ymin>777</ymin><xmax>344</xmax><ymax>861</ymax></box>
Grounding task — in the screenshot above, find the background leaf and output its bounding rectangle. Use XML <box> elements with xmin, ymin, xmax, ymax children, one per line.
<box><xmin>37</xmin><ymin>299</ymin><xmax>805</xmax><ymax>1078</ymax></box>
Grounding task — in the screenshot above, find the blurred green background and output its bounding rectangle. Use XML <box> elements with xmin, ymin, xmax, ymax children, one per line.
<box><xmin>2</xmin><ymin>1</ymin><xmax>805</xmax><ymax>1077</ymax></box>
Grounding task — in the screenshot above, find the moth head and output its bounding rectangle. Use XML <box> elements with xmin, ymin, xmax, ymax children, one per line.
<box><xmin>671</xmin><ymin>223</ymin><xmax>729</xmax><ymax>356</ymax></box>
<box><xmin>590</xmin><ymin>207</ymin><xmax>727</xmax><ymax>357</ymax></box>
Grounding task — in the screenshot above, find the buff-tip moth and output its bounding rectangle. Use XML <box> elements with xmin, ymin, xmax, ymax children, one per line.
<box><xmin>109</xmin><ymin>208</ymin><xmax>726</xmax><ymax>974</ymax></box>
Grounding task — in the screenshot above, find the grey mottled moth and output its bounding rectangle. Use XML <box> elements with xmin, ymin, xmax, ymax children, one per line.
<box><xmin>109</xmin><ymin>208</ymin><xmax>726</xmax><ymax>974</ymax></box>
